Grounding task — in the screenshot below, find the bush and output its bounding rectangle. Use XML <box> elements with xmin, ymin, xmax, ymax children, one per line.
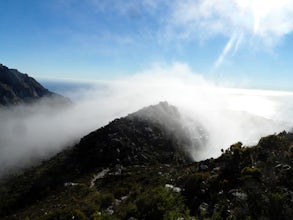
<box><xmin>45</xmin><ymin>208</ymin><xmax>88</xmax><ymax>220</ymax></box>
<box><xmin>100</xmin><ymin>193</ymin><xmax>115</xmax><ymax>209</ymax></box>
<box><xmin>181</xmin><ymin>173</ymin><xmax>203</xmax><ymax>203</ymax></box>
<box><xmin>113</xmin><ymin>187</ymin><xmax>129</xmax><ymax>198</ymax></box>
<box><xmin>258</xmin><ymin>135</ymin><xmax>286</xmax><ymax>149</ymax></box>
<box><xmin>241</xmin><ymin>167</ymin><xmax>262</xmax><ymax>180</ymax></box>
<box><xmin>134</xmin><ymin>186</ymin><xmax>189</xmax><ymax>220</ymax></box>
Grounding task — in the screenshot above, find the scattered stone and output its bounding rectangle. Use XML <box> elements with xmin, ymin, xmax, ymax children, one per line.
<box><xmin>165</xmin><ymin>184</ymin><xmax>182</xmax><ymax>193</ymax></box>
<box><xmin>228</xmin><ymin>189</ymin><xmax>248</xmax><ymax>201</ymax></box>
<box><xmin>64</xmin><ymin>182</ymin><xmax>78</xmax><ymax>187</ymax></box>
<box><xmin>104</xmin><ymin>206</ymin><xmax>114</xmax><ymax>215</ymax></box>
<box><xmin>199</xmin><ymin>164</ymin><xmax>209</xmax><ymax>171</ymax></box>
<box><xmin>90</xmin><ymin>168</ymin><xmax>110</xmax><ymax>187</ymax></box>
<box><xmin>199</xmin><ymin>202</ymin><xmax>209</xmax><ymax>213</ymax></box>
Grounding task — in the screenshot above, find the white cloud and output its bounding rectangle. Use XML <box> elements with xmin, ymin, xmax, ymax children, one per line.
<box><xmin>170</xmin><ymin>0</ymin><xmax>293</xmax><ymax>41</ymax></box>
<box><xmin>1</xmin><ymin>62</ymin><xmax>293</xmax><ymax>175</ymax></box>
<box><xmin>214</xmin><ymin>33</ymin><xmax>238</xmax><ymax>68</ymax></box>
<box><xmin>50</xmin><ymin>0</ymin><xmax>293</xmax><ymax>64</ymax></box>
<box><xmin>168</xmin><ymin>0</ymin><xmax>293</xmax><ymax>66</ymax></box>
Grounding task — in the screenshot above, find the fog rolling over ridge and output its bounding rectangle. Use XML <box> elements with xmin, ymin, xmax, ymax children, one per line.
<box><xmin>1</xmin><ymin>63</ymin><xmax>293</xmax><ymax>176</ymax></box>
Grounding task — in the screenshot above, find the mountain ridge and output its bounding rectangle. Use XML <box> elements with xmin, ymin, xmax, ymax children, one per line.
<box><xmin>0</xmin><ymin>64</ymin><xmax>69</xmax><ymax>106</ymax></box>
<box><xmin>0</xmin><ymin>102</ymin><xmax>292</xmax><ymax>219</ymax></box>
<box><xmin>0</xmin><ymin>102</ymin><xmax>196</xmax><ymax>218</ymax></box>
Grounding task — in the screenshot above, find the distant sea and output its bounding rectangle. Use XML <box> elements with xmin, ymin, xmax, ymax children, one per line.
<box><xmin>40</xmin><ymin>80</ymin><xmax>93</xmax><ymax>94</ymax></box>
<box><xmin>39</xmin><ymin>79</ymin><xmax>105</xmax><ymax>101</ymax></box>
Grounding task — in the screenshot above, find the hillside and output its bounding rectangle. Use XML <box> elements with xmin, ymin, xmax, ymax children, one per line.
<box><xmin>0</xmin><ymin>64</ymin><xmax>69</xmax><ymax>106</ymax></box>
<box><xmin>0</xmin><ymin>103</ymin><xmax>292</xmax><ymax>219</ymax></box>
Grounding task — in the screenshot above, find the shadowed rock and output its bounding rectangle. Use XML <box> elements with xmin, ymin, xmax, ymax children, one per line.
<box><xmin>0</xmin><ymin>64</ymin><xmax>69</xmax><ymax>106</ymax></box>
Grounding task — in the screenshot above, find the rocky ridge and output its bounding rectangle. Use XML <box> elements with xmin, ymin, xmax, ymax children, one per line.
<box><xmin>0</xmin><ymin>102</ymin><xmax>292</xmax><ymax>220</ymax></box>
<box><xmin>0</xmin><ymin>64</ymin><xmax>69</xmax><ymax>106</ymax></box>
<box><xmin>72</xmin><ymin>102</ymin><xmax>197</xmax><ymax>170</ymax></box>
<box><xmin>0</xmin><ymin>102</ymin><xmax>196</xmax><ymax>217</ymax></box>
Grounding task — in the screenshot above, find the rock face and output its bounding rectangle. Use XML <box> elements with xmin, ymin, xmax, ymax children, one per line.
<box><xmin>0</xmin><ymin>64</ymin><xmax>67</xmax><ymax>106</ymax></box>
<box><xmin>0</xmin><ymin>101</ymin><xmax>293</xmax><ymax>219</ymax></box>
<box><xmin>73</xmin><ymin>102</ymin><xmax>193</xmax><ymax>170</ymax></box>
<box><xmin>0</xmin><ymin>102</ymin><xmax>195</xmax><ymax>218</ymax></box>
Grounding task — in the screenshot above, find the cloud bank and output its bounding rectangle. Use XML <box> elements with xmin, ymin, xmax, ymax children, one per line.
<box><xmin>167</xmin><ymin>0</ymin><xmax>293</xmax><ymax>66</ymax></box>
<box><xmin>85</xmin><ymin>0</ymin><xmax>293</xmax><ymax>67</ymax></box>
<box><xmin>0</xmin><ymin>62</ymin><xmax>292</xmax><ymax>176</ymax></box>
<box><xmin>58</xmin><ymin>1</ymin><xmax>293</xmax><ymax>49</ymax></box>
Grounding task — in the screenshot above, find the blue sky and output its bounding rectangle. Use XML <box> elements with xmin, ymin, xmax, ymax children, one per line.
<box><xmin>1</xmin><ymin>0</ymin><xmax>293</xmax><ymax>90</ymax></box>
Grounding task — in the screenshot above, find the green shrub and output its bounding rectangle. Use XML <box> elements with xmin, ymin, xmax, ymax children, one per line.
<box><xmin>258</xmin><ymin>135</ymin><xmax>286</xmax><ymax>149</ymax></box>
<box><xmin>45</xmin><ymin>208</ymin><xmax>88</xmax><ymax>220</ymax></box>
<box><xmin>181</xmin><ymin>173</ymin><xmax>203</xmax><ymax>204</ymax></box>
<box><xmin>113</xmin><ymin>187</ymin><xmax>129</xmax><ymax>198</ymax></box>
<box><xmin>134</xmin><ymin>186</ymin><xmax>189</xmax><ymax>220</ymax></box>
<box><xmin>241</xmin><ymin>167</ymin><xmax>262</xmax><ymax>180</ymax></box>
<box><xmin>119</xmin><ymin>203</ymin><xmax>138</xmax><ymax>219</ymax></box>
<box><xmin>100</xmin><ymin>193</ymin><xmax>115</xmax><ymax>209</ymax></box>
<box><xmin>230</xmin><ymin>142</ymin><xmax>243</xmax><ymax>152</ymax></box>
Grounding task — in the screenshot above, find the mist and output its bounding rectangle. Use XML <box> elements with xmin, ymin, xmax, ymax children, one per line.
<box><xmin>0</xmin><ymin>62</ymin><xmax>292</xmax><ymax>176</ymax></box>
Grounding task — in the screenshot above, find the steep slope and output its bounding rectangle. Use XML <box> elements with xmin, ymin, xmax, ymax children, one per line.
<box><xmin>0</xmin><ymin>64</ymin><xmax>68</xmax><ymax>106</ymax></box>
<box><xmin>0</xmin><ymin>102</ymin><xmax>292</xmax><ymax>220</ymax></box>
<box><xmin>0</xmin><ymin>102</ymin><xmax>196</xmax><ymax>218</ymax></box>
<box><xmin>72</xmin><ymin>101</ymin><xmax>196</xmax><ymax>170</ymax></box>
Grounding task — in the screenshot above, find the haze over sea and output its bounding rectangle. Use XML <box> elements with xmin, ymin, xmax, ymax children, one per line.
<box><xmin>1</xmin><ymin>0</ymin><xmax>293</xmax><ymax>175</ymax></box>
<box><xmin>36</xmin><ymin>67</ymin><xmax>293</xmax><ymax>161</ymax></box>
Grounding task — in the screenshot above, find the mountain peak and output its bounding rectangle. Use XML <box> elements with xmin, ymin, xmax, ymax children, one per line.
<box><xmin>72</xmin><ymin>102</ymin><xmax>193</xmax><ymax>172</ymax></box>
<box><xmin>0</xmin><ymin>64</ymin><xmax>69</xmax><ymax>106</ymax></box>
<box><xmin>129</xmin><ymin>101</ymin><xmax>180</xmax><ymax>121</ymax></box>
<box><xmin>1</xmin><ymin>100</ymin><xmax>292</xmax><ymax>219</ymax></box>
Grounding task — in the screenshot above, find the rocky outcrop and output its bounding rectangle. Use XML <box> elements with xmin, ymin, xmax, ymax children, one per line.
<box><xmin>72</xmin><ymin>102</ymin><xmax>194</xmax><ymax>171</ymax></box>
<box><xmin>0</xmin><ymin>64</ymin><xmax>69</xmax><ymax>106</ymax></box>
<box><xmin>0</xmin><ymin>102</ymin><xmax>196</xmax><ymax>218</ymax></box>
<box><xmin>0</xmin><ymin>102</ymin><xmax>292</xmax><ymax>219</ymax></box>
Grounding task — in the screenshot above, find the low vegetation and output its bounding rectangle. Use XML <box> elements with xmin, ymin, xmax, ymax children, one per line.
<box><xmin>0</xmin><ymin>115</ymin><xmax>293</xmax><ymax>219</ymax></box>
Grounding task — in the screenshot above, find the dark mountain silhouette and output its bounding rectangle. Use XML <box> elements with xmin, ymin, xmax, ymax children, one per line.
<box><xmin>0</xmin><ymin>102</ymin><xmax>292</xmax><ymax>220</ymax></box>
<box><xmin>71</xmin><ymin>102</ymin><xmax>196</xmax><ymax>170</ymax></box>
<box><xmin>0</xmin><ymin>102</ymin><xmax>197</xmax><ymax>217</ymax></box>
<box><xmin>0</xmin><ymin>64</ymin><xmax>69</xmax><ymax>106</ymax></box>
